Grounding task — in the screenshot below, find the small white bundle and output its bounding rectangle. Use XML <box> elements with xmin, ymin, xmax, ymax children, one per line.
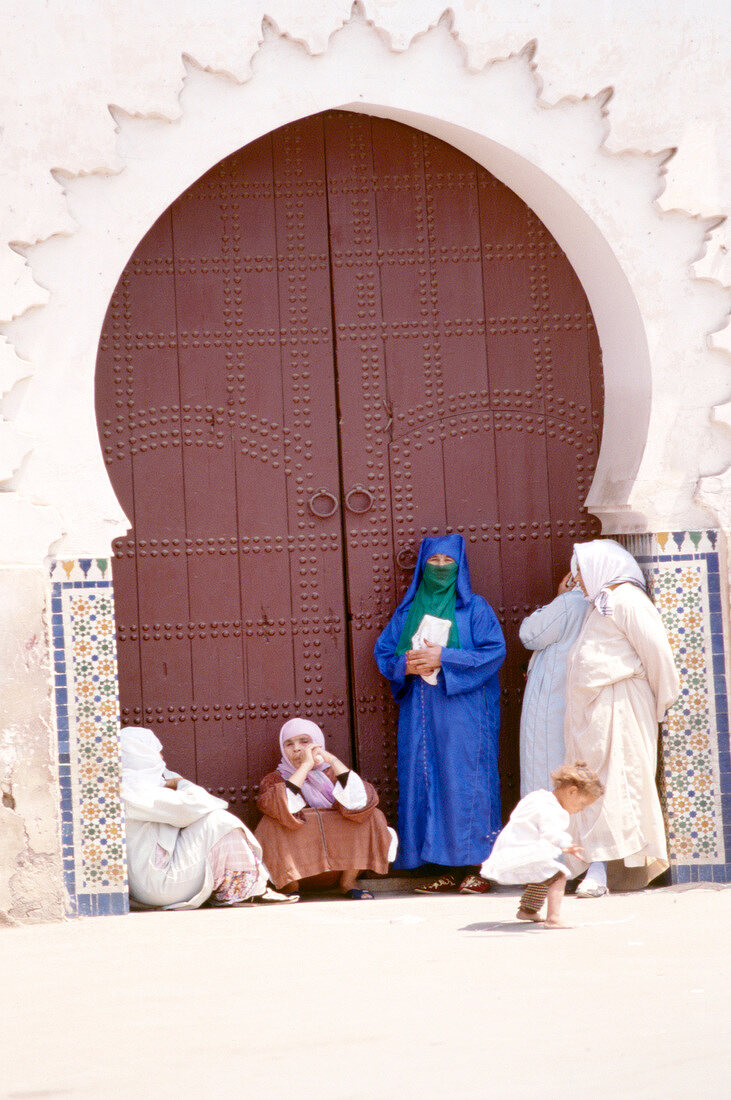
<box><xmin>411</xmin><ymin>614</ymin><xmax>452</xmax><ymax>685</ymax></box>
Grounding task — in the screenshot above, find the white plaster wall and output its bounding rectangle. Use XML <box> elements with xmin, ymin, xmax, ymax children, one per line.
<box><xmin>0</xmin><ymin>568</ymin><xmax>65</xmax><ymax>924</ymax></box>
<box><xmin>0</xmin><ymin>0</ymin><xmax>729</xmax><ymax>558</ymax></box>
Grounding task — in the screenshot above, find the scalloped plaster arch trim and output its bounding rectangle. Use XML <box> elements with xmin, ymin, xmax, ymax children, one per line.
<box><xmin>2</xmin><ymin>9</ymin><xmax>729</xmax><ymax>562</ymax></box>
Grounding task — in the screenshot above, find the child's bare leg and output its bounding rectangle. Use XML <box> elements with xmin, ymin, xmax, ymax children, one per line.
<box><xmin>517</xmin><ymin>881</ymin><xmax>548</xmax><ymax>921</ymax></box>
<box><xmin>544</xmin><ymin>874</ymin><xmax>571</xmax><ymax>928</ymax></box>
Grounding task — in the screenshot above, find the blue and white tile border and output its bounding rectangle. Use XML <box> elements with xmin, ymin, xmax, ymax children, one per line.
<box><xmin>621</xmin><ymin>531</ymin><xmax>731</xmax><ymax>883</ymax></box>
<box><xmin>50</xmin><ymin>558</ymin><xmax>128</xmax><ymax>916</ymax></box>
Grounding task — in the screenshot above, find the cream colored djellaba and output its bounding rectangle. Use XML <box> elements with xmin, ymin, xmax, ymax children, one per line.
<box><xmin>564</xmin><ymin>541</ymin><xmax>680</xmax><ymax>890</ymax></box>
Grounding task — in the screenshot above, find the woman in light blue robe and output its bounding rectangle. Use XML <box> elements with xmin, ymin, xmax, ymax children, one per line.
<box><xmin>519</xmin><ymin>577</ymin><xmax>589</xmax><ymax>797</ymax></box>
<box><xmin>374</xmin><ymin>534</ymin><xmax>506</xmax><ymax>876</ymax></box>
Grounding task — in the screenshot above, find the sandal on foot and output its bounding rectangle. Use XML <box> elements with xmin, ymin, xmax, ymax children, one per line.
<box><xmin>459</xmin><ymin>873</ymin><xmax>492</xmax><ymax>895</ymax></box>
<box><xmin>254</xmin><ymin>887</ymin><xmax>300</xmax><ymax>903</ymax></box>
<box><xmin>575</xmin><ymin>879</ymin><xmax>608</xmax><ymax>898</ymax></box>
<box><xmin>346</xmin><ymin>888</ymin><xmax>375</xmax><ymax>900</ymax></box>
<box><xmin>414</xmin><ymin>874</ymin><xmax>458</xmax><ymax>894</ymax></box>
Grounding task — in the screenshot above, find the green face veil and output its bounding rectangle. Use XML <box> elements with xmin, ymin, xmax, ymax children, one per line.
<box><xmin>396</xmin><ymin>559</ymin><xmax>461</xmax><ymax>655</ymax></box>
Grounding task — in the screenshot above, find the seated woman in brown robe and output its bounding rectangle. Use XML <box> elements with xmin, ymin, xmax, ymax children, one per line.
<box><xmin>255</xmin><ymin>718</ymin><xmax>397</xmax><ymax>898</ymax></box>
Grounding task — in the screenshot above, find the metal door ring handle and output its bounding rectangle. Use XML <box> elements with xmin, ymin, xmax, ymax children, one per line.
<box><xmin>397</xmin><ymin>547</ymin><xmax>418</xmax><ymax>570</ymax></box>
<box><xmin>307</xmin><ymin>490</ymin><xmax>339</xmax><ymax>518</ymax></box>
<box><xmin>344</xmin><ymin>485</ymin><xmax>374</xmax><ymax>514</ymax></box>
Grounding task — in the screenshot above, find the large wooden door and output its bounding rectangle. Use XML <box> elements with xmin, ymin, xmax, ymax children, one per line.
<box><xmin>324</xmin><ymin>114</ymin><xmax>602</xmax><ymax>818</ymax></box>
<box><xmin>97</xmin><ymin>111</ymin><xmax>602</xmax><ymax>826</ymax></box>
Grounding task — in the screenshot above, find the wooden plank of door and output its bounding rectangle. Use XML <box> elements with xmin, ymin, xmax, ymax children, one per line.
<box><xmin>420</xmin><ymin>133</ymin><xmax>504</xmax><ymax>607</ymax></box>
<box><xmin>538</xmin><ymin>223</ymin><xmax>604</xmax><ymax>576</ymax></box>
<box><xmin>324</xmin><ymin>111</ymin><xmax>399</xmax><ymax>806</ymax></box>
<box><xmin>170</xmin><ymin>155</ymin><xmax>252</xmax><ymax>817</ymax></box>
<box><xmin>263</xmin><ymin>117</ymin><xmax>352</xmax><ymax>771</ymax></box>
<box><xmin>115</xmin><ymin>209</ymin><xmax>197</xmax><ymax>779</ymax></box>
<box><xmin>222</xmin><ymin>134</ymin><xmax>305</xmax><ymax>797</ymax></box>
<box><xmin>96</xmin><ymin>255</ymin><xmax>143</xmax><ymax>734</ymax></box>
<box><xmin>477</xmin><ymin>176</ymin><xmax>560</xmax><ymax>807</ymax></box>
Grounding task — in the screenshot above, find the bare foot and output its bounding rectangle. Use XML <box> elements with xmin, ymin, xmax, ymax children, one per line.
<box><xmin>516</xmin><ymin>908</ymin><xmax>543</xmax><ymax>922</ymax></box>
<box><xmin>544</xmin><ymin>917</ymin><xmax>574</xmax><ymax>929</ymax></box>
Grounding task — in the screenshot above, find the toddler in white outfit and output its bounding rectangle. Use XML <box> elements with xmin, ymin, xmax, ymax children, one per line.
<box><xmin>481</xmin><ymin>762</ymin><xmax>604</xmax><ymax>928</ymax></box>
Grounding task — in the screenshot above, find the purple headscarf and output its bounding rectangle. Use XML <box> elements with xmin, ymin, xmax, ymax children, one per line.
<box><xmin>276</xmin><ymin>718</ymin><xmax>335</xmax><ymax>809</ymax></box>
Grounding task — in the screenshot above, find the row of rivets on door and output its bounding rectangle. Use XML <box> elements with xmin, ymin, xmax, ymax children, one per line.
<box><xmin>105</xmin><ymin>326</ymin><xmax>332</xmax><ymax>350</ymax></box>
<box><xmin>120</xmin><ymin>698</ymin><xmax>346</xmax><ymax>719</ymax></box>
<box><xmin>116</xmin><ymin>617</ymin><xmax>343</xmax><ymax>641</ymax></box>
<box><xmin>393</xmin><ymin>519</ymin><xmax>597</xmax><ymax>541</ymax></box>
<box><xmin>113</xmin><ymin>539</ymin><xmax>340</xmax><ymax>558</ymax></box>
<box><xmin>389</xmin><ymin>414</ymin><xmax>597</xmax><ymax>442</ymax></box>
<box><xmin>102</xmin><ymin>437</ymin><xmax>324</xmax><ymax>460</ymax></box>
<box><xmin>113</xmin><ymin>533</ymin><xmax>340</xmax><ymax>551</ymax></box>
<box><xmin>383</xmin><ymin>392</ymin><xmax>596</xmax><ymax>428</ymax></box>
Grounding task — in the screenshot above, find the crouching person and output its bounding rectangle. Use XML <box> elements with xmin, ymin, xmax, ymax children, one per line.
<box><xmin>480</xmin><ymin>763</ymin><xmax>604</xmax><ymax>928</ymax></box>
<box><xmin>121</xmin><ymin>727</ymin><xmax>294</xmax><ymax>909</ymax></box>
<box><xmin>255</xmin><ymin>718</ymin><xmax>397</xmax><ymax>899</ymax></box>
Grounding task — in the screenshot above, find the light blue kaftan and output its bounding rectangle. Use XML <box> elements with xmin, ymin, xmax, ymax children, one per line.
<box><xmin>374</xmin><ymin>535</ymin><xmax>506</xmax><ymax>869</ymax></box>
<box><xmin>518</xmin><ymin>589</ymin><xmax>589</xmax><ymax>797</ymax></box>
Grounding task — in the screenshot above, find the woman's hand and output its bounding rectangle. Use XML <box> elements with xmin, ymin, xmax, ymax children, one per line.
<box><xmin>313</xmin><ymin>745</ymin><xmax>349</xmax><ymax>778</ymax></box>
<box><xmin>289</xmin><ymin>743</ymin><xmax>320</xmax><ymax>787</ymax></box>
<box><xmin>562</xmin><ymin>845</ymin><xmax>585</xmax><ymax>857</ymax></box>
<box><xmin>406</xmin><ymin>638</ymin><xmax>442</xmax><ymax>676</ymax></box>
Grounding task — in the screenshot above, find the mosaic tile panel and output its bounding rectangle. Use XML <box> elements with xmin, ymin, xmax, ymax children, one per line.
<box><xmin>50</xmin><ymin>558</ymin><xmax>129</xmax><ymax>916</ymax></box>
<box><xmin>621</xmin><ymin>530</ymin><xmax>731</xmax><ymax>883</ymax></box>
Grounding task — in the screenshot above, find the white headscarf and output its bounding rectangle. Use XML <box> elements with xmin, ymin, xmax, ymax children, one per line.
<box><xmin>120</xmin><ymin>726</ymin><xmax>166</xmax><ymax>795</ymax></box>
<box><xmin>571</xmin><ymin>539</ymin><xmax>647</xmax><ymax>616</ymax></box>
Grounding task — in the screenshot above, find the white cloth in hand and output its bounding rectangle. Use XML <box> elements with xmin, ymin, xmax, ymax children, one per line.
<box><xmin>411</xmin><ymin>614</ymin><xmax>452</xmax><ymax>685</ymax></box>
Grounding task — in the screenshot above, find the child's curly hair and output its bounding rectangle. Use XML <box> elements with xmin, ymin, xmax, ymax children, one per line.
<box><xmin>550</xmin><ymin>761</ymin><xmax>604</xmax><ymax>798</ymax></box>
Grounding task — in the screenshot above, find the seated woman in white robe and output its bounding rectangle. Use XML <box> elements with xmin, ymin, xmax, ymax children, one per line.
<box><xmin>564</xmin><ymin>540</ymin><xmax>681</xmax><ymax>897</ymax></box>
<box><xmin>120</xmin><ymin>727</ymin><xmax>293</xmax><ymax>909</ymax></box>
<box><xmin>519</xmin><ymin>572</ymin><xmax>589</xmax><ymax>796</ymax></box>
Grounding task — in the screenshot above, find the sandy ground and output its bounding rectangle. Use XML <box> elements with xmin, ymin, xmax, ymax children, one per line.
<box><xmin>1</xmin><ymin>884</ymin><xmax>730</xmax><ymax>1100</ymax></box>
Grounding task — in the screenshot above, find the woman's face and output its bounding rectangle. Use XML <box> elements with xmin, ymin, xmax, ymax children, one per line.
<box><xmin>426</xmin><ymin>553</ymin><xmax>455</xmax><ymax>567</ymax></box>
<box><xmin>283</xmin><ymin>733</ymin><xmax>314</xmax><ymax>767</ymax></box>
<box><xmin>574</xmin><ymin>568</ymin><xmax>588</xmax><ymax>595</ymax></box>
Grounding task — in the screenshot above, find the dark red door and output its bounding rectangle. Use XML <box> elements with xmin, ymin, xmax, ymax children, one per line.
<box><xmin>97</xmin><ymin>110</ymin><xmax>602</xmax><ymax>827</ymax></box>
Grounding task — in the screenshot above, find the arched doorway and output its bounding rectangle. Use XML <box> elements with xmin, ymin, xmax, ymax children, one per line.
<box><xmin>96</xmin><ymin>110</ymin><xmax>602</xmax><ymax>826</ymax></box>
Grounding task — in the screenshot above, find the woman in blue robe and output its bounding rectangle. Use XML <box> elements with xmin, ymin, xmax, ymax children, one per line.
<box><xmin>374</xmin><ymin>534</ymin><xmax>506</xmax><ymax>889</ymax></box>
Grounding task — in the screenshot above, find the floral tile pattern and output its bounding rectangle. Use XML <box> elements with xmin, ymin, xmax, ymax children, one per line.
<box><xmin>621</xmin><ymin>531</ymin><xmax>730</xmax><ymax>883</ymax></box>
<box><xmin>50</xmin><ymin>558</ymin><xmax>128</xmax><ymax>916</ymax></box>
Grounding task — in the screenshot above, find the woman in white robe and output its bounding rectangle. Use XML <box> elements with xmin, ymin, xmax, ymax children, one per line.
<box><xmin>121</xmin><ymin>727</ymin><xmax>285</xmax><ymax>909</ymax></box>
<box><xmin>564</xmin><ymin>541</ymin><xmax>680</xmax><ymax>895</ymax></box>
<box><xmin>519</xmin><ymin>576</ymin><xmax>589</xmax><ymax>796</ymax></box>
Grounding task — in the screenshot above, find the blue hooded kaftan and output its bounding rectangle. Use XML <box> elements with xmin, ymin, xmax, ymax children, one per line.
<box><xmin>374</xmin><ymin>534</ymin><xmax>506</xmax><ymax>869</ymax></box>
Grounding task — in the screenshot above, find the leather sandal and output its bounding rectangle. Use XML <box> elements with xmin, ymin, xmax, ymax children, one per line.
<box><xmin>459</xmin><ymin>873</ymin><xmax>492</xmax><ymax>894</ymax></box>
<box><xmin>414</xmin><ymin>874</ymin><xmax>459</xmax><ymax>894</ymax></box>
